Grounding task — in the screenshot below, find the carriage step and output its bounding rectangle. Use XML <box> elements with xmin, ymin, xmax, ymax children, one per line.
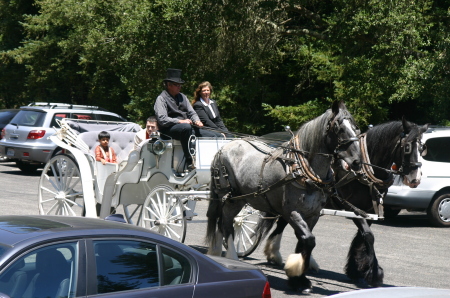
<box><xmin>320</xmin><ymin>208</ymin><xmax>379</xmax><ymax>220</ymax></box>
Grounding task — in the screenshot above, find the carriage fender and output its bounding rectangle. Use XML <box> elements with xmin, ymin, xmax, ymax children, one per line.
<box><xmin>49</xmin><ymin>135</ymin><xmax>97</xmax><ymax>217</ymax></box>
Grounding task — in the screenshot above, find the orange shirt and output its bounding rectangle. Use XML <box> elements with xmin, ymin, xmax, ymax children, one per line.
<box><xmin>95</xmin><ymin>145</ymin><xmax>117</xmax><ymax>163</ymax></box>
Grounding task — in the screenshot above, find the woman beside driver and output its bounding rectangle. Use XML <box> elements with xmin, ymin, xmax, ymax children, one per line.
<box><xmin>192</xmin><ymin>81</ymin><xmax>229</xmax><ymax>136</ymax></box>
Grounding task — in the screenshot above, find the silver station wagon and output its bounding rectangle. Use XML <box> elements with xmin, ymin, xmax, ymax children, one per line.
<box><xmin>384</xmin><ymin>126</ymin><xmax>450</xmax><ymax>227</ymax></box>
<box><xmin>0</xmin><ymin>103</ymin><xmax>126</xmax><ymax>173</ymax></box>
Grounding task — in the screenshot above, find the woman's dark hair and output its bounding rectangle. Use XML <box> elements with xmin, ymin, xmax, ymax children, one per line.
<box><xmin>98</xmin><ymin>131</ymin><xmax>110</xmax><ymax>140</ymax></box>
<box><xmin>192</xmin><ymin>81</ymin><xmax>213</xmax><ymax>105</ymax></box>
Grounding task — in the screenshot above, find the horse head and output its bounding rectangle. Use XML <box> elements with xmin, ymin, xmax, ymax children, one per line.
<box><xmin>396</xmin><ymin>117</ymin><xmax>429</xmax><ymax>188</ymax></box>
<box><xmin>326</xmin><ymin>101</ymin><xmax>361</xmax><ymax>171</ymax></box>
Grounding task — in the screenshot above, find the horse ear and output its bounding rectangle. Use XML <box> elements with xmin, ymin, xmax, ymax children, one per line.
<box><xmin>402</xmin><ymin>116</ymin><xmax>412</xmax><ymax>133</ymax></box>
<box><xmin>420</xmin><ymin>123</ymin><xmax>430</xmax><ymax>134</ymax></box>
<box><xmin>331</xmin><ymin>100</ymin><xmax>342</xmax><ymax>115</ymax></box>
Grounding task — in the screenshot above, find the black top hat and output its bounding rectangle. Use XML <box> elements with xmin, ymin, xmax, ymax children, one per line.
<box><xmin>164</xmin><ymin>68</ymin><xmax>185</xmax><ymax>84</ymax></box>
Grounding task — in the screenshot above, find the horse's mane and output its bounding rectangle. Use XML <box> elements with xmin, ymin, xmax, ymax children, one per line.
<box><xmin>366</xmin><ymin>120</ymin><xmax>421</xmax><ymax>165</ymax></box>
<box><xmin>296</xmin><ymin>105</ymin><xmax>354</xmax><ymax>158</ymax></box>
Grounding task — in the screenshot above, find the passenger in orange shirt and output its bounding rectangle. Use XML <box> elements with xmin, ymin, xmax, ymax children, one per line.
<box><xmin>95</xmin><ymin>131</ymin><xmax>117</xmax><ymax>164</ymax></box>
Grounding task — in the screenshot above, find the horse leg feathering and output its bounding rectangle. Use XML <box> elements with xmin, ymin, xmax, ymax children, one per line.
<box><xmin>264</xmin><ymin>217</ymin><xmax>288</xmax><ymax>266</ymax></box>
<box><xmin>284</xmin><ymin>210</ymin><xmax>315</xmax><ymax>292</ymax></box>
<box><xmin>345</xmin><ymin>218</ymin><xmax>384</xmax><ymax>287</ymax></box>
<box><xmin>264</xmin><ymin>233</ymin><xmax>283</xmax><ymax>266</ymax></box>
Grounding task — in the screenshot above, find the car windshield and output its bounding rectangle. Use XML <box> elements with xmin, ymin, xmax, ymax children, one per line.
<box><xmin>10</xmin><ymin>110</ymin><xmax>46</xmax><ymax>127</ymax></box>
<box><xmin>0</xmin><ymin>111</ymin><xmax>17</xmax><ymax>124</ymax></box>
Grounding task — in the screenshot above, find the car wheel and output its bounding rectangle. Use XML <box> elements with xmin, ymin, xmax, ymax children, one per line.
<box><xmin>427</xmin><ymin>194</ymin><xmax>450</xmax><ymax>227</ymax></box>
<box><xmin>383</xmin><ymin>206</ymin><xmax>401</xmax><ymax>219</ymax></box>
<box><xmin>15</xmin><ymin>160</ymin><xmax>40</xmax><ymax>174</ymax></box>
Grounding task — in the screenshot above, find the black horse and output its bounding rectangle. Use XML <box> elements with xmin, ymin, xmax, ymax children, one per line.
<box><xmin>258</xmin><ymin>118</ymin><xmax>428</xmax><ymax>288</ymax></box>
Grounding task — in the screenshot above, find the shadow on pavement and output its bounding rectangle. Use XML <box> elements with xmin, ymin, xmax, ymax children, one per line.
<box><xmin>374</xmin><ymin>212</ymin><xmax>433</xmax><ymax>228</ymax></box>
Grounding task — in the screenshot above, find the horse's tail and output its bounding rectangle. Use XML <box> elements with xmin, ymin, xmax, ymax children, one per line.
<box><xmin>205</xmin><ymin>187</ymin><xmax>222</xmax><ymax>245</ymax></box>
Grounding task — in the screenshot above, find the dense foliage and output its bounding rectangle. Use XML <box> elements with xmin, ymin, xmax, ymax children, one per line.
<box><xmin>1</xmin><ymin>0</ymin><xmax>450</xmax><ymax>133</ymax></box>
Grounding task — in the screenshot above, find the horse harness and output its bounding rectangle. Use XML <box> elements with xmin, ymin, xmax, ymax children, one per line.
<box><xmin>212</xmin><ymin>136</ymin><xmax>334</xmax><ymax>208</ymax></box>
<box><xmin>331</xmin><ymin>130</ymin><xmax>421</xmax><ymax>220</ymax></box>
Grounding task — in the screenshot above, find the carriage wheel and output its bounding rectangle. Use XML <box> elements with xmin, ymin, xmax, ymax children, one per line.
<box><xmin>225</xmin><ymin>204</ymin><xmax>262</xmax><ymax>257</ymax></box>
<box><xmin>38</xmin><ymin>154</ymin><xmax>84</xmax><ymax>216</ymax></box>
<box><xmin>141</xmin><ymin>185</ymin><xmax>187</xmax><ymax>242</ymax></box>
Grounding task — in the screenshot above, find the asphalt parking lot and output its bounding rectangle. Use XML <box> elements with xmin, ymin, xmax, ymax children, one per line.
<box><xmin>0</xmin><ymin>160</ymin><xmax>449</xmax><ymax>297</ymax></box>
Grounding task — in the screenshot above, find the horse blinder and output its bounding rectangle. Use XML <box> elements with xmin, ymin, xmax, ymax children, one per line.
<box><xmin>398</xmin><ymin>135</ymin><xmax>423</xmax><ymax>175</ymax></box>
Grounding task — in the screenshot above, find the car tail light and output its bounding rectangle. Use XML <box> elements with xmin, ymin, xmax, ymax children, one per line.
<box><xmin>262</xmin><ymin>281</ymin><xmax>271</xmax><ymax>298</ymax></box>
<box><xmin>0</xmin><ymin>128</ymin><xmax>5</xmax><ymax>139</ymax></box>
<box><xmin>27</xmin><ymin>130</ymin><xmax>46</xmax><ymax>139</ymax></box>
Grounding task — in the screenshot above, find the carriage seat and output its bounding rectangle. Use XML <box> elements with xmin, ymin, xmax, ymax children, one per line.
<box><xmin>77</xmin><ymin>131</ymin><xmax>137</xmax><ymax>163</ymax></box>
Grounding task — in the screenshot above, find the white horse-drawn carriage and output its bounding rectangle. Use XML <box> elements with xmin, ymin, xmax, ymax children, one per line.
<box><xmin>38</xmin><ymin>118</ymin><xmax>261</xmax><ymax>255</ymax></box>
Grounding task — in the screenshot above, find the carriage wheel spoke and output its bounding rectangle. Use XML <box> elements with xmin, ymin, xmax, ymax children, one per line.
<box><xmin>149</xmin><ymin>198</ymin><xmax>161</xmax><ymax>217</ymax></box>
<box><xmin>165</xmin><ymin>225</ymin><xmax>182</xmax><ymax>240</ymax></box>
<box><xmin>40</xmin><ymin>187</ymin><xmax>57</xmax><ymax>197</ymax></box>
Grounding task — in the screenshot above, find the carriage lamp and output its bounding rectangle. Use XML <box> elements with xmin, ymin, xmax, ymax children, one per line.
<box><xmin>148</xmin><ymin>139</ymin><xmax>166</xmax><ymax>155</ymax></box>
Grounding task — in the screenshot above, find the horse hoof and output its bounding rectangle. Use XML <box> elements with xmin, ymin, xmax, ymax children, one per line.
<box><xmin>287</xmin><ymin>275</ymin><xmax>312</xmax><ymax>292</ymax></box>
<box><xmin>301</xmin><ymin>287</ymin><xmax>313</xmax><ymax>294</ymax></box>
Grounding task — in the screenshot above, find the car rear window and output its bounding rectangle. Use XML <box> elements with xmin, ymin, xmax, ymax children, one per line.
<box><xmin>0</xmin><ymin>111</ymin><xmax>18</xmax><ymax>124</ymax></box>
<box><xmin>10</xmin><ymin>110</ymin><xmax>46</xmax><ymax>127</ymax></box>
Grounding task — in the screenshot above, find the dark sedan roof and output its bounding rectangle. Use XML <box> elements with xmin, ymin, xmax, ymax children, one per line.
<box><xmin>0</xmin><ymin>215</ymin><xmax>166</xmax><ymax>247</ymax></box>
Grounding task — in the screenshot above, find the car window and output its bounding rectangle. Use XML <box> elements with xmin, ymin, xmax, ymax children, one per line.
<box><xmin>422</xmin><ymin>137</ymin><xmax>450</xmax><ymax>162</ymax></box>
<box><xmin>0</xmin><ymin>111</ymin><xmax>17</xmax><ymax>124</ymax></box>
<box><xmin>10</xmin><ymin>110</ymin><xmax>46</xmax><ymax>127</ymax></box>
<box><xmin>98</xmin><ymin>114</ymin><xmax>126</xmax><ymax>122</ymax></box>
<box><xmin>94</xmin><ymin>240</ymin><xmax>159</xmax><ymax>294</ymax></box>
<box><xmin>0</xmin><ymin>242</ymin><xmax>78</xmax><ymax>298</ymax></box>
<box><xmin>93</xmin><ymin>240</ymin><xmax>191</xmax><ymax>295</ymax></box>
<box><xmin>71</xmin><ymin>113</ymin><xmax>94</xmax><ymax>120</ymax></box>
<box><xmin>160</xmin><ymin>246</ymin><xmax>192</xmax><ymax>285</ymax></box>
<box><xmin>51</xmin><ymin>113</ymin><xmax>69</xmax><ymax>128</ymax></box>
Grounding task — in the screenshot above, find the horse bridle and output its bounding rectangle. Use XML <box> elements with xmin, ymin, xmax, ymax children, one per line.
<box><xmin>393</xmin><ymin>131</ymin><xmax>423</xmax><ymax>175</ymax></box>
<box><xmin>326</xmin><ymin>116</ymin><xmax>360</xmax><ymax>157</ymax></box>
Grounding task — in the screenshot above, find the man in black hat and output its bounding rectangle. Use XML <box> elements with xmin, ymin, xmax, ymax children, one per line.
<box><xmin>154</xmin><ymin>68</ymin><xmax>222</xmax><ymax>171</ymax></box>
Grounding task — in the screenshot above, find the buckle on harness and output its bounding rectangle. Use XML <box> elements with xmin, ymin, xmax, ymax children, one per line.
<box><xmin>213</xmin><ymin>168</ymin><xmax>221</xmax><ymax>190</ymax></box>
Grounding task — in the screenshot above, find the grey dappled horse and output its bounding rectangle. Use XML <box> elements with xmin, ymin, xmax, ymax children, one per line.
<box><xmin>258</xmin><ymin>118</ymin><xmax>428</xmax><ymax>288</ymax></box>
<box><xmin>205</xmin><ymin>101</ymin><xmax>361</xmax><ymax>292</ymax></box>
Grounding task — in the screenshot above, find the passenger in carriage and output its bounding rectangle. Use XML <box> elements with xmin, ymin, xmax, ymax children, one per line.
<box><xmin>154</xmin><ymin>68</ymin><xmax>222</xmax><ymax>171</ymax></box>
<box><xmin>192</xmin><ymin>81</ymin><xmax>230</xmax><ymax>138</ymax></box>
<box><xmin>95</xmin><ymin>131</ymin><xmax>117</xmax><ymax>165</ymax></box>
<box><xmin>134</xmin><ymin>115</ymin><xmax>159</xmax><ymax>150</ymax></box>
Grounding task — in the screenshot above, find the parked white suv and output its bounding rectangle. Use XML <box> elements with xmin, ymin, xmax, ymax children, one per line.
<box><xmin>0</xmin><ymin>103</ymin><xmax>127</xmax><ymax>173</ymax></box>
<box><xmin>384</xmin><ymin>126</ymin><xmax>450</xmax><ymax>227</ymax></box>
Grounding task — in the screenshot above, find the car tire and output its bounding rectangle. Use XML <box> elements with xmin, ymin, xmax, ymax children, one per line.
<box><xmin>427</xmin><ymin>194</ymin><xmax>450</xmax><ymax>227</ymax></box>
<box><xmin>383</xmin><ymin>206</ymin><xmax>401</xmax><ymax>219</ymax></box>
<box><xmin>15</xmin><ymin>160</ymin><xmax>40</xmax><ymax>174</ymax></box>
